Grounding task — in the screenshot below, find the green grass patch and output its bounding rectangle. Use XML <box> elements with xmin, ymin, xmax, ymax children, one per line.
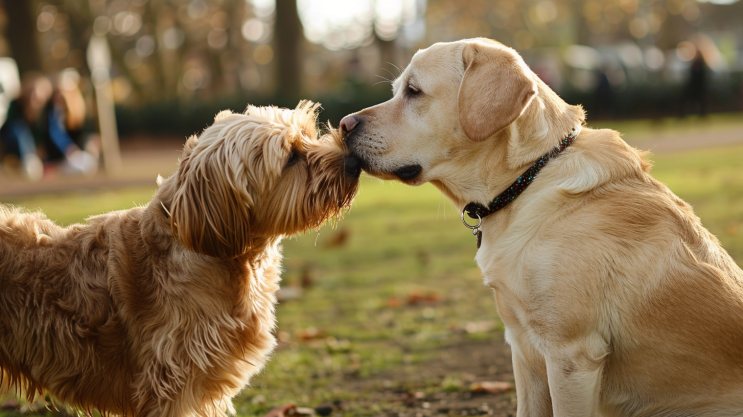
<box><xmin>590</xmin><ymin>112</ymin><xmax>743</xmax><ymax>140</ymax></box>
<box><xmin>650</xmin><ymin>145</ymin><xmax>743</xmax><ymax>263</ymax></box>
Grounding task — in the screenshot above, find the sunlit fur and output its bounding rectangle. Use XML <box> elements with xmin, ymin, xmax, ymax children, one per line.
<box><xmin>345</xmin><ymin>38</ymin><xmax>743</xmax><ymax>416</ymax></box>
<box><xmin>0</xmin><ymin>101</ymin><xmax>358</xmax><ymax>416</ymax></box>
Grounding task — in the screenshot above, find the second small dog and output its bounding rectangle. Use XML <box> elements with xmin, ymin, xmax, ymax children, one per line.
<box><xmin>0</xmin><ymin>101</ymin><xmax>360</xmax><ymax>416</ymax></box>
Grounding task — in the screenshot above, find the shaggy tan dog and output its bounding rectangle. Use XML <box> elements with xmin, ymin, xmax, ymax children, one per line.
<box><xmin>341</xmin><ymin>38</ymin><xmax>743</xmax><ymax>416</ymax></box>
<box><xmin>0</xmin><ymin>101</ymin><xmax>360</xmax><ymax>416</ymax></box>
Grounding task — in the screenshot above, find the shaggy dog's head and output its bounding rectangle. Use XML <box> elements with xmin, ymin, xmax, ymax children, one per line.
<box><xmin>160</xmin><ymin>101</ymin><xmax>360</xmax><ymax>259</ymax></box>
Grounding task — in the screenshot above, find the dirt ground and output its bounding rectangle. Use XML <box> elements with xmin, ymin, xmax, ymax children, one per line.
<box><xmin>343</xmin><ymin>340</ymin><xmax>517</xmax><ymax>417</ymax></box>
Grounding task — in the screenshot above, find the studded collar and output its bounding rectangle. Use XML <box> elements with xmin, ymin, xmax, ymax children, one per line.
<box><xmin>464</xmin><ymin>127</ymin><xmax>581</xmax><ymax>222</ymax></box>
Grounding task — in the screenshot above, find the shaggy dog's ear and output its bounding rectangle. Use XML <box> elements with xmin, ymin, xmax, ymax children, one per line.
<box><xmin>170</xmin><ymin>136</ymin><xmax>252</xmax><ymax>259</ymax></box>
<box><xmin>458</xmin><ymin>40</ymin><xmax>538</xmax><ymax>142</ymax></box>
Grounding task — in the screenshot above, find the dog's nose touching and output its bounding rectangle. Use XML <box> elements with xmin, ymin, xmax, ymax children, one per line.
<box><xmin>344</xmin><ymin>155</ymin><xmax>362</xmax><ymax>178</ymax></box>
<box><xmin>340</xmin><ymin>115</ymin><xmax>358</xmax><ymax>135</ymax></box>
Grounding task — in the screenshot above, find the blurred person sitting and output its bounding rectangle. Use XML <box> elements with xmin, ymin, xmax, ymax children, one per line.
<box><xmin>0</xmin><ymin>72</ymin><xmax>97</xmax><ymax>181</ymax></box>
<box><xmin>55</xmin><ymin>69</ymin><xmax>101</xmax><ymax>159</ymax></box>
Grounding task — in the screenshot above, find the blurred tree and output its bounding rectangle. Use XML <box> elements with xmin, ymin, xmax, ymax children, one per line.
<box><xmin>5</xmin><ymin>0</ymin><xmax>42</xmax><ymax>74</ymax></box>
<box><xmin>276</xmin><ymin>0</ymin><xmax>301</xmax><ymax>100</ymax></box>
<box><xmin>0</xmin><ymin>0</ymin><xmax>737</xmax><ymax>120</ymax></box>
<box><xmin>376</xmin><ymin>33</ymin><xmax>395</xmax><ymax>73</ymax></box>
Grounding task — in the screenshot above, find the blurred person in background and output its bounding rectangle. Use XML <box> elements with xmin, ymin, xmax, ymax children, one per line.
<box><xmin>594</xmin><ymin>65</ymin><xmax>616</xmax><ymax>119</ymax></box>
<box><xmin>0</xmin><ymin>72</ymin><xmax>97</xmax><ymax>182</ymax></box>
<box><xmin>54</xmin><ymin>70</ymin><xmax>101</xmax><ymax>162</ymax></box>
<box><xmin>680</xmin><ymin>51</ymin><xmax>708</xmax><ymax>117</ymax></box>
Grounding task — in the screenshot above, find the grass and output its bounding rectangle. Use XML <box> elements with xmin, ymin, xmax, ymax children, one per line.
<box><xmin>590</xmin><ymin>112</ymin><xmax>743</xmax><ymax>140</ymax></box>
<box><xmin>650</xmin><ymin>146</ymin><xmax>743</xmax><ymax>264</ymax></box>
<box><xmin>1</xmin><ymin>144</ymin><xmax>742</xmax><ymax>417</ymax></box>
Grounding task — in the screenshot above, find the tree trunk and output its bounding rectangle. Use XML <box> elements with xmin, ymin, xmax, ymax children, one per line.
<box><xmin>275</xmin><ymin>0</ymin><xmax>301</xmax><ymax>102</ymax></box>
<box><xmin>376</xmin><ymin>36</ymin><xmax>396</xmax><ymax>74</ymax></box>
<box><xmin>5</xmin><ymin>0</ymin><xmax>42</xmax><ymax>75</ymax></box>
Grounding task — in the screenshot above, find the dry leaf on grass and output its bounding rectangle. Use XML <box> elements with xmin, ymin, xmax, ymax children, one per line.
<box><xmin>297</xmin><ymin>326</ymin><xmax>324</xmax><ymax>340</ymax></box>
<box><xmin>324</xmin><ymin>228</ymin><xmax>349</xmax><ymax>248</ymax></box>
<box><xmin>387</xmin><ymin>296</ymin><xmax>401</xmax><ymax>308</ymax></box>
<box><xmin>300</xmin><ymin>265</ymin><xmax>315</xmax><ymax>288</ymax></box>
<box><xmin>464</xmin><ymin>320</ymin><xmax>497</xmax><ymax>334</ymax></box>
<box><xmin>406</xmin><ymin>290</ymin><xmax>442</xmax><ymax>306</ymax></box>
<box><xmin>470</xmin><ymin>381</ymin><xmax>513</xmax><ymax>394</ymax></box>
<box><xmin>262</xmin><ymin>404</ymin><xmax>316</xmax><ymax>417</ymax></box>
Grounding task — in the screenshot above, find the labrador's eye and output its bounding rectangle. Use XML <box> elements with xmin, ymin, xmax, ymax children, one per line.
<box><xmin>407</xmin><ymin>85</ymin><xmax>421</xmax><ymax>96</ymax></box>
<box><xmin>286</xmin><ymin>151</ymin><xmax>299</xmax><ymax>167</ymax></box>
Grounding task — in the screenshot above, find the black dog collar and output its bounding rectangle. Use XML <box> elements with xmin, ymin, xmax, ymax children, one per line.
<box><xmin>461</xmin><ymin>127</ymin><xmax>581</xmax><ymax>248</ymax></box>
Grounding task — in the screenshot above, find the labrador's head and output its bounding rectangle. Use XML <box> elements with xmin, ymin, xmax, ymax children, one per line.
<box><xmin>342</xmin><ymin>38</ymin><xmax>582</xmax><ymax>205</ymax></box>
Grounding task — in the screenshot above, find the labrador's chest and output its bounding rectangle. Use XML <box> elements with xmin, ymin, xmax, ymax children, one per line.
<box><xmin>474</xmin><ymin>230</ymin><xmax>553</xmax><ymax>357</ymax></box>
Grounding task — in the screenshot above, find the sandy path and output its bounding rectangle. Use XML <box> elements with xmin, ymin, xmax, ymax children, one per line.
<box><xmin>0</xmin><ymin>137</ymin><xmax>183</xmax><ymax>198</ymax></box>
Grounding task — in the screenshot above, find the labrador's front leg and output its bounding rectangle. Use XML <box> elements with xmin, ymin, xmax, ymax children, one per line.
<box><xmin>511</xmin><ymin>341</ymin><xmax>553</xmax><ymax>417</ymax></box>
<box><xmin>544</xmin><ymin>337</ymin><xmax>608</xmax><ymax>417</ymax></box>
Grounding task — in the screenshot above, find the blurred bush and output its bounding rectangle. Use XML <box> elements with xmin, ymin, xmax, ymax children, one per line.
<box><xmin>113</xmin><ymin>72</ymin><xmax>742</xmax><ymax>139</ymax></box>
<box><xmin>114</xmin><ymin>84</ymin><xmax>394</xmax><ymax>137</ymax></box>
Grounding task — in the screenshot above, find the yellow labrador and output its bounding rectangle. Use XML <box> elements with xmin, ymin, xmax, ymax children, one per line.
<box><xmin>341</xmin><ymin>38</ymin><xmax>743</xmax><ymax>416</ymax></box>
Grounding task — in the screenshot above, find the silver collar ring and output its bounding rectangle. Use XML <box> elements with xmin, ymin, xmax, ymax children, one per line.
<box><xmin>461</xmin><ymin>209</ymin><xmax>482</xmax><ymax>235</ymax></box>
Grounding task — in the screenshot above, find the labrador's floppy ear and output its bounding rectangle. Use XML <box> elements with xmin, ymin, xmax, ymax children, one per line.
<box><xmin>458</xmin><ymin>41</ymin><xmax>538</xmax><ymax>142</ymax></box>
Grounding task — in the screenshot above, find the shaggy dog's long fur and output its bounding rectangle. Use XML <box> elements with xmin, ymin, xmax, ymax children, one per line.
<box><xmin>342</xmin><ymin>38</ymin><xmax>743</xmax><ymax>416</ymax></box>
<box><xmin>0</xmin><ymin>101</ymin><xmax>359</xmax><ymax>416</ymax></box>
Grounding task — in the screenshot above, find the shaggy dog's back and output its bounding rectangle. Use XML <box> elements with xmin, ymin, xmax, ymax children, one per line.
<box><xmin>1</xmin><ymin>206</ymin><xmax>139</xmax><ymax>413</ymax></box>
<box><xmin>0</xmin><ymin>200</ymin><xmax>281</xmax><ymax>416</ymax></box>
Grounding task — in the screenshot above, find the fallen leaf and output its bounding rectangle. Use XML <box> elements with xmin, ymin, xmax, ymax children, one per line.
<box><xmin>406</xmin><ymin>290</ymin><xmax>442</xmax><ymax>306</ymax></box>
<box><xmin>262</xmin><ymin>403</ymin><xmax>295</xmax><ymax>417</ymax></box>
<box><xmin>297</xmin><ymin>327</ymin><xmax>324</xmax><ymax>340</ymax></box>
<box><xmin>262</xmin><ymin>404</ymin><xmax>316</xmax><ymax>417</ymax></box>
<box><xmin>470</xmin><ymin>381</ymin><xmax>513</xmax><ymax>394</ymax></box>
<box><xmin>464</xmin><ymin>321</ymin><xmax>497</xmax><ymax>334</ymax></box>
<box><xmin>325</xmin><ymin>228</ymin><xmax>349</xmax><ymax>248</ymax></box>
<box><xmin>300</xmin><ymin>265</ymin><xmax>315</xmax><ymax>288</ymax></box>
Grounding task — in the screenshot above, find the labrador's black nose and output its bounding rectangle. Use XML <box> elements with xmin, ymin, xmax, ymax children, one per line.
<box><xmin>344</xmin><ymin>155</ymin><xmax>362</xmax><ymax>178</ymax></box>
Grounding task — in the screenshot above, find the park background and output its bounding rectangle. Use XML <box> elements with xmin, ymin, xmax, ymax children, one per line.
<box><xmin>0</xmin><ymin>0</ymin><xmax>742</xmax><ymax>416</ymax></box>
